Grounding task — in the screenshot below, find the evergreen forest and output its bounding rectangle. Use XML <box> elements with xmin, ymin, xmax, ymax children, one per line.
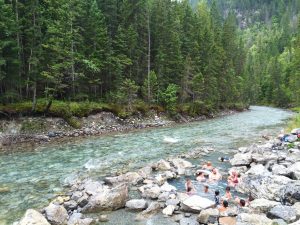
<box><xmin>0</xmin><ymin>0</ymin><xmax>299</xmax><ymax>118</ymax></box>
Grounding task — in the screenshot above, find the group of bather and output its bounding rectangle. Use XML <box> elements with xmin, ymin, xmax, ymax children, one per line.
<box><xmin>185</xmin><ymin>159</ymin><xmax>253</xmax><ymax>215</ymax></box>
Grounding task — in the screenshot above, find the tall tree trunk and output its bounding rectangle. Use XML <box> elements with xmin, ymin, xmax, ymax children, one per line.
<box><xmin>14</xmin><ymin>0</ymin><xmax>22</xmax><ymax>98</ymax></box>
<box><xmin>147</xmin><ymin>7</ymin><xmax>151</xmax><ymax>102</ymax></box>
<box><xmin>70</xmin><ymin>16</ymin><xmax>75</xmax><ymax>98</ymax></box>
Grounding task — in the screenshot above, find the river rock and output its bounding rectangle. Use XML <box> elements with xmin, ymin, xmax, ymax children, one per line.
<box><xmin>293</xmin><ymin>202</ymin><xmax>300</xmax><ymax>217</ymax></box>
<box><xmin>252</xmin><ymin>152</ymin><xmax>278</xmax><ymax>164</ymax></box>
<box><xmin>104</xmin><ymin>172</ymin><xmax>142</xmax><ymax>185</ymax></box>
<box><xmin>155</xmin><ymin>174</ymin><xmax>167</xmax><ymax>185</ymax></box>
<box><xmin>68</xmin><ymin>213</ymin><xmax>93</xmax><ymax>225</ymax></box>
<box><xmin>268</xmin><ymin>205</ymin><xmax>298</xmax><ymax>223</ymax></box>
<box><xmin>229</xmin><ymin>166</ymin><xmax>248</xmax><ymax>175</ymax></box>
<box><xmin>162</xmin><ymin>205</ymin><xmax>176</xmax><ymax>216</ymax></box>
<box><xmin>181</xmin><ymin>196</ymin><xmax>215</xmax><ymax>213</ymax></box>
<box><xmin>160</xmin><ymin>182</ymin><xmax>177</xmax><ymax>192</ymax></box>
<box><xmin>17</xmin><ymin>209</ymin><xmax>50</xmax><ymax>225</ymax></box>
<box><xmin>44</xmin><ymin>203</ymin><xmax>68</xmax><ymax>225</ymax></box>
<box><xmin>136</xmin><ymin>202</ymin><xmax>161</xmax><ymax>220</ymax></box>
<box><xmin>64</xmin><ymin>200</ymin><xmax>78</xmax><ymax>211</ymax></box>
<box><xmin>179</xmin><ymin>216</ymin><xmax>199</xmax><ymax>225</ymax></box>
<box><xmin>236</xmin><ymin>213</ymin><xmax>273</xmax><ymax>225</ymax></box>
<box><xmin>125</xmin><ymin>199</ymin><xmax>148</xmax><ymax>210</ymax></box>
<box><xmin>290</xmin><ymin>220</ymin><xmax>300</xmax><ymax>225</ymax></box>
<box><xmin>166</xmin><ymin>199</ymin><xmax>180</xmax><ymax>206</ymax></box>
<box><xmin>138</xmin><ymin>166</ymin><xmax>153</xmax><ymax>178</ymax></box>
<box><xmin>197</xmin><ymin>208</ymin><xmax>219</xmax><ymax>224</ymax></box>
<box><xmin>246</xmin><ymin>164</ymin><xmax>271</xmax><ymax>176</ymax></box>
<box><xmin>170</xmin><ymin>158</ymin><xmax>193</xmax><ymax>169</ymax></box>
<box><xmin>82</xmin><ymin>184</ymin><xmax>128</xmax><ymax>212</ymax></box>
<box><xmin>77</xmin><ymin>193</ymin><xmax>89</xmax><ymax>208</ymax></box>
<box><xmin>71</xmin><ymin>191</ymin><xmax>83</xmax><ymax>201</ymax></box>
<box><xmin>81</xmin><ymin>180</ymin><xmax>104</xmax><ymax>196</ymax></box>
<box><xmin>154</xmin><ymin>159</ymin><xmax>172</xmax><ymax>171</ymax></box>
<box><xmin>158</xmin><ymin>192</ymin><xmax>170</xmax><ymax>202</ymax></box>
<box><xmin>272</xmin><ymin>165</ymin><xmax>289</xmax><ymax>176</ymax></box>
<box><xmin>141</xmin><ymin>185</ymin><xmax>161</xmax><ymax>199</ymax></box>
<box><xmin>287</xmin><ymin>162</ymin><xmax>300</xmax><ymax>180</ymax></box>
<box><xmin>230</xmin><ymin>153</ymin><xmax>252</xmax><ymax>166</ymax></box>
<box><xmin>271</xmin><ymin>219</ymin><xmax>288</xmax><ymax>225</ymax></box>
<box><xmin>236</xmin><ymin>175</ymin><xmax>292</xmax><ymax>201</ymax></box>
<box><xmin>249</xmin><ymin>199</ymin><xmax>280</xmax><ymax>213</ymax></box>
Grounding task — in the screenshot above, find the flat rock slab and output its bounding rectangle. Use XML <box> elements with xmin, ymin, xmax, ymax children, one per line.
<box><xmin>181</xmin><ymin>195</ymin><xmax>215</xmax><ymax>213</ymax></box>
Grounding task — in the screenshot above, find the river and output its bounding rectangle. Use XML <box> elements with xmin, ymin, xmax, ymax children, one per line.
<box><xmin>0</xmin><ymin>106</ymin><xmax>293</xmax><ymax>224</ymax></box>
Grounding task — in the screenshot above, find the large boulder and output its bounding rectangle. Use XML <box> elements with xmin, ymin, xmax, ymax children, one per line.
<box><xmin>44</xmin><ymin>203</ymin><xmax>68</xmax><ymax>225</ymax></box>
<box><xmin>246</xmin><ymin>164</ymin><xmax>271</xmax><ymax>176</ymax></box>
<box><xmin>249</xmin><ymin>199</ymin><xmax>280</xmax><ymax>213</ymax></box>
<box><xmin>287</xmin><ymin>162</ymin><xmax>300</xmax><ymax>180</ymax></box>
<box><xmin>197</xmin><ymin>208</ymin><xmax>219</xmax><ymax>224</ymax></box>
<box><xmin>181</xmin><ymin>195</ymin><xmax>215</xmax><ymax>213</ymax></box>
<box><xmin>67</xmin><ymin>213</ymin><xmax>93</xmax><ymax>225</ymax></box>
<box><xmin>179</xmin><ymin>217</ymin><xmax>199</xmax><ymax>225</ymax></box>
<box><xmin>236</xmin><ymin>213</ymin><xmax>273</xmax><ymax>225</ymax></box>
<box><xmin>82</xmin><ymin>184</ymin><xmax>128</xmax><ymax>212</ymax></box>
<box><xmin>230</xmin><ymin>153</ymin><xmax>252</xmax><ymax>166</ymax></box>
<box><xmin>236</xmin><ymin>175</ymin><xmax>292</xmax><ymax>201</ymax></box>
<box><xmin>267</xmin><ymin>205</ymin><xmax>298</xmax><ymax>223</ymax></box>
<box><xmin>251</xmin><ymin>153</ymin><xmax>278</xmax><ymax>164</ymax></box>
<box><xmin>125</xmin><ymin>199</ymin><xmax>148</xmax><ymax>210</ymax></box>
<box><xmin>17</xmin><ymin>209</ymin><xmax>50</xmax><ymax>225</ymax></box>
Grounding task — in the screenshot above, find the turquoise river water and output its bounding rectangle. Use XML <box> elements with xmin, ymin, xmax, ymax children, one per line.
<box><xmin>0</xmin><ymin>106</ymin><xmax>294</xmax><ymax>224</ymax></box>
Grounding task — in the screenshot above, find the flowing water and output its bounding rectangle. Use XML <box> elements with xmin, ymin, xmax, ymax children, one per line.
<box><xmin>0</xmin><ymin>106</ymin><xmax>293</xmax><ymax>224</ymax></box>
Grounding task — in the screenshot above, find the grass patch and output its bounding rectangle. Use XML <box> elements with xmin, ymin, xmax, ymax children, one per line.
<box><xmin>20</xmin><ymin>120</ymin><xmax>46</xmax><ymax>133</ymax></box>
<box><xmin>286</xmin><ymin>107</ymin><xmax>300</xmax><ymax>132</ymax></box>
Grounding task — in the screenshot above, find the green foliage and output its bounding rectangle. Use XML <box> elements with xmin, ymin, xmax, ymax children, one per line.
<box><xmin>158</xmin><ymin>84</ymin><xmax>179</xmax><ymax>113</ymax></box>
<box><xmin>20</xmin><ymin>120</ymin><xmax>46</xmax><ymax>133</ymax></box>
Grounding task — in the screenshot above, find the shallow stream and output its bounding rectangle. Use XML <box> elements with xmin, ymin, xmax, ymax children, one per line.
<box><xmin>0</xmin><ymin>106</ymin><xmax>293</xmax><ymax>224</ymax></box>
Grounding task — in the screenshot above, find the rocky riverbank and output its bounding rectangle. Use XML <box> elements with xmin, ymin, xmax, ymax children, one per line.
<box><xmin>13</xmin><ymin>127</ymin><xmax>300</xmax><ymax>225</ymax></box>
<box><xmin>0</xmin><ymin>109</ymin><xmax>238</xmax><ymax>150</ymax></box>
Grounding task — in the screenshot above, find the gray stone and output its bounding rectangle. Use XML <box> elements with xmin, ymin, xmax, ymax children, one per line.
<box><xmin>154</xmin><ymin>159</ymin><xmax>171</xmax><ymax>171</ymax></box>
<box><xmin>179</xmin><ymin>217</ymin><xmax>199</xmax><ymax>225</ymax></box>
<box><xmin>293</xmin><ymin>202</ymin><xmax>300</xmax><ymax>217</ymax></box>
<box><xmin>160</xmin><ymin>182</ymin><xmax>177</xmax><ymax>192</ymax></box>
<box><xmin>162</xmin><ymin>205</ymin><xmax>176</xmax><ymax>216</ymax></box>
<box><xmin>197</xmin><ymin>208</ymin><xmax>219</xmax><ymax>224</ymax></box>
<box><xmin>82</xmin><ymin>184</ymin><xmax>128</xmax><ymax>212</ymax></box>
<box><xmin>67</xmin><ymin>213</ymin><xmax>93</xmax><ymax>225</ymax></box>
<box><xmin>136</xmin><ymin>202</ymin><xmax>161</xmax><ymax>220</ymax></box>
<box><xmin>236</xmin><ymin>213</ymin><xmax>272</xmax><ymax>225</ymax></box>
<box><xmin>141</xmin><ymin>185</ymin><xmax>161</xmax><ymax>199</ymax></box>
<box><xmin>64</xmin><ymin>200</ymin><xmax>78</xmax><ymax>211</ymax></box>
<box><xmin>17</xmin><ymin>209</ymin><xmax>50</xmax><ymax>225</ymax></box>
<box><xmin>181</xmin><ymin>196</ymin><xmax>215</xmax><ymax>213</ymax></box>
<box><xmin>104</xmin><ymin>172</ymin><xmax>142</xmax><ymax>185</ymax></box>
<box><xmin>268</xmin><ymin>205</ymin><xmax>297</xmax><ymax>223</ymax></box>
<box><xmin>271</xmin><ymin>219</ymin><xmax>288</xmax><ymax>225</ymax></box>
<box><xmin>246</xmin><ymin>164</ymin><xmax>271</xmax><ymax>176</ymax></box>
<box><xmin>272</xmin><ymin>165</ymin><xmax>289</xmax><ymax>176</ymax></box>
<box><xmin>71</xmin><ymin>191</ymin><xmax>83</xmax><ymax>201</ymax></box>
<box><xmin>287</xmin><ymin>162</ymin><xmax>300</xmax><ymax>180</ymax></box>
<box><xmin>249</xmin><ymin>199</ymin><xmax>280</xmax><ymax>213</ymax></box>
<box><xmin>44</xmin><ymin>203</ymin><xmax>68</xmax><ymax>225</ymax></box>
<box><xmin>166</xmin><ymin>199</ymin><xmax>180</xmax><ymax>206</ymax></box>
<box><xmin>230</xmin><ymin>153</ymin><xmax>252</xmax><ymax>166</ymax></box>
<box><xmin>125</xmin><ymin>199</ymin><xmax>148</xmax><ymax>210</ymax></box>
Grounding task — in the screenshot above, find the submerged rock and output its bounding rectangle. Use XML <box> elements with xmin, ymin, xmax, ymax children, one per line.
<box><xmin>17</xmin><ymin>209</ymin><xmax>50</xmax><ymax>225</ymax></box>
